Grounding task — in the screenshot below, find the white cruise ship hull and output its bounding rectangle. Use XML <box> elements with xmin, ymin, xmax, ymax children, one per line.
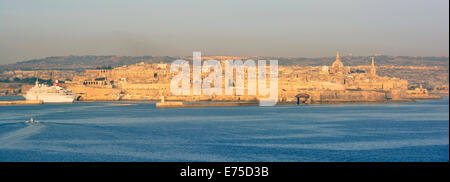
<box><xmin>25</xmin><ymin>93</ymin><xmax>75</xmax><ymax>103</ymax></box>
<box><xmin>25</xmin><ymin>81</ymin><xmax>75</xmax><ymax>103</ymax></box>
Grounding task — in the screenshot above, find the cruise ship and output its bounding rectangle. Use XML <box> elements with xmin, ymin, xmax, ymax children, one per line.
<box><xmin>25</xmin><ymin>80</ymin><xmax>75</xmax><ymax>103</ymax></box>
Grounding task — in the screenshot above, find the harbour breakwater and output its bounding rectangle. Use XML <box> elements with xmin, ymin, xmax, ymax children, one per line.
<box><xmin>0</xmin><ymin>92</ymin><xmax>441</xmax><ymax>106</ymax></box>
<box><xmin>156</xmin><ymin>101</ymin><xmax>259</xmax><ymax>108</ymax></box>
<box><xmin>0</xmin><ymin>100</ymin><xmax>43</xmax><ymax>105</ymax></box>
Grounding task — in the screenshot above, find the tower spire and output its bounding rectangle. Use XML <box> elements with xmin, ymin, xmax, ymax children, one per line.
<box><xmin>336</xmin><ymin>51</ymin><xmax>340</xmax><ymax>61</ymax></box>
<box><xmin>370</xmin><ymin>56</ymin><xmax>377</xmax><ymax>77</ymax></box>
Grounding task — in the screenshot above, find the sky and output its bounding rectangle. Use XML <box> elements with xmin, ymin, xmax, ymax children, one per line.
<box><xmin>0</xmin><ymin>0</ymin><xmax>448</xmax><ymax>64</ymax></box>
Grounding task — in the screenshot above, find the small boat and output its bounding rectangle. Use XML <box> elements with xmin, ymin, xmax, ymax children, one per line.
<box><xmin>25</xmin><ymin>117</ymin><xmax>39</xmax><ymax>124</ymax></box>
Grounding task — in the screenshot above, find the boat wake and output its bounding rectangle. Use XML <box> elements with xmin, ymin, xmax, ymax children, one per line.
<box><xmin>0</xmin><ymin>123</ymin><xmax>45</xmax><ymax>149</ymax></box>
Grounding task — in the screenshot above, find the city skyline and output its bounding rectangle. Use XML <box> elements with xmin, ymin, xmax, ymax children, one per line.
<box><xmin>0</xmin><ymin>0</ymin><xmax>448</xmax><ymax>166</ymax></box>
<box><xmin>0</xmin><ymin>0</ymin><xmax>448</xmax><ymax>64</ymax></box>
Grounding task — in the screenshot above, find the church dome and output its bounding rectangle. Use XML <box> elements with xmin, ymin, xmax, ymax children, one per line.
<box><xmin>332</xmin><ymin>59</ymin><xmax>344</xmax><ymax>69</ymax></box>
<box><xmin>330</xmin><ymin>52</ymin><xmax>346</xmax><ymax>74</ymax></box>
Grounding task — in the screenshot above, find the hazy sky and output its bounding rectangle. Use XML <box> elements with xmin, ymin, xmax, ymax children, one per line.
<box><xmin>0</xmin><ymin>0</ymin><xmax>448</xmax><ymax>64</ymax></box>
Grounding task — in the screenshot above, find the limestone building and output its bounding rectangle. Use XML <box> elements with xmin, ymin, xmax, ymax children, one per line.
<box><xmin>65</xmin><ymin>52</ymin><xmax>416</xmax><ymax>102</ymax></box>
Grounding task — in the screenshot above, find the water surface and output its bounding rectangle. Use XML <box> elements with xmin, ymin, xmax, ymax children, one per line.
<box><xmin>0</xmin><ymin>96</ymin><xmax>448</xmax><ymax>161</ymax></box>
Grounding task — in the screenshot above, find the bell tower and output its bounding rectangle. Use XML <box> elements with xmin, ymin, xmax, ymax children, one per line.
<box><xmin>370</xmin><ymin>57</ymin><xmax>377</xmax><ymax>78</ymax></box>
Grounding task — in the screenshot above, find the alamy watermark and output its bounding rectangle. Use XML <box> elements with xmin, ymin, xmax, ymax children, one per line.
<box><xmin>170</xmin><ymin>52</ymin><xmax>278</xmax><ymax>106</ymax></box>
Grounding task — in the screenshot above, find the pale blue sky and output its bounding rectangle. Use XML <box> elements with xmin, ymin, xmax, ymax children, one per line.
<box><xmin>0</xmin><ymin>0</ymin><xmax>448</xmax><ymax>64</ymax></box>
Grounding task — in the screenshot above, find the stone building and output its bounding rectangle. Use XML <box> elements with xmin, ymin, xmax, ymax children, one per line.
<box><xmin>65</xmin><ymin>52</ymin><xmax>422</xmax><ymax>102</ymax></box>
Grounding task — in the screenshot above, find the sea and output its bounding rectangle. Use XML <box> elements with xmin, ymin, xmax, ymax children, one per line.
<box><xmin>0</xmin><ymin>96</ymin><xmax>448</xmax><ymax>162</ymax></box>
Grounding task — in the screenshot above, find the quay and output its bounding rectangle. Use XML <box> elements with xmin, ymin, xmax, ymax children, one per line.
<box><xmin>0</xmin><ymin>100</ymin><xmax>43</xmax><ymax>105</ymax></box>
<box><xmin>156</xmin><ymin>101</ymin><xmax>258</xmax><ymax>108</ymax></box>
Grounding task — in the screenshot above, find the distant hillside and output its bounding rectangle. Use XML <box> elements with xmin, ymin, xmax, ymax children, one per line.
<box><xmin>0</xmin><ymin>55</ymin><xmax>179</xmax><ymax>71</ymax></box>
<box><xmin>276</xmin><ymin>56</ymin><xmax>449</xmax><ymax>67</ymax></box>
<box><xmin>0</xmin><ymin>55</ymin><xmax>448</xmax><ymax>71</ymax></box>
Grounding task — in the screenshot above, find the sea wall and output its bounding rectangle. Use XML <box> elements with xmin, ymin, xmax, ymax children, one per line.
<box><xmin>0</xmin><ymin>100</ymin><xmax>43</xmax><ymax>105</ymax></box>
<box><xmin>318</xmin><ymin>90</ymin><xmax>386</xmax><ymax>102</ymax></box>
<box><xmin>67</xmin><ymin>85</ymin><xmax>122</xmax><ymax>101</ymax></box>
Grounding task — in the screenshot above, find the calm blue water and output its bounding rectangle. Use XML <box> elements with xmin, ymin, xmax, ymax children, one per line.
<box><xmin>0</xmin><ymin>96</ymin><xmax>448</xmax><ymax>162</ymax></box>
